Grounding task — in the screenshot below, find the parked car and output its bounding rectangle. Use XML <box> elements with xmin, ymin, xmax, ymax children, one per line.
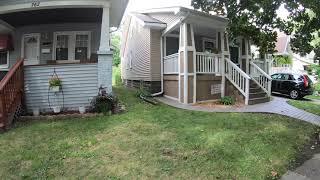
<box><xmin>271</xmin><ymin>73</ymin><xmax>313</xmax><ymax>99</ymax></box>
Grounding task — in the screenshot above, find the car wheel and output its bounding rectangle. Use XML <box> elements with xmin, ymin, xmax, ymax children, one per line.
<box><xmin>290</xmin><ymin>90</ymin><xmax>300</xmax><ymax>100</ymax></box>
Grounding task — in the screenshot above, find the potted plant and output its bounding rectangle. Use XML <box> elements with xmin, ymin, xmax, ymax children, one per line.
<box><xmin>49</xmin><ymin>77</ymin><xmax>62</xmax><ymax>92</ymax></box>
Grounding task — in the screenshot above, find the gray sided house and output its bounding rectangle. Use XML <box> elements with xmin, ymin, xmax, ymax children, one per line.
<box><xmin>0</xmin><ymin>0</ymin><xmax>128</xmax><ymax>117</ymax></box>
<box><xmin>121</xmin><ymin>7</ymin><xmax>272</xmax><ymax>105</ymax></box>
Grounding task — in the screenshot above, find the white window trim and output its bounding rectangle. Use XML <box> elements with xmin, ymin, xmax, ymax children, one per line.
<box><xmin>0</xmin><ymin>51</ymin><xmax>9</xmax><ymax>69</ymax></box>
<box><xmin>53</xmin><ymin>31</ymin><xmax>92</xmax><ymax>61</ymax></box>
<box><xmin>202</xmin><ymin>37</ymin><xmax>216</xmax><ymax>52</ymax></box>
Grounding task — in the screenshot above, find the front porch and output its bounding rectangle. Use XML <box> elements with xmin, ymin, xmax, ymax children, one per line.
<box><xmin>161</xmin><ymin>16</ymin><xmax>272</xmax><ymax>105</ymax></box>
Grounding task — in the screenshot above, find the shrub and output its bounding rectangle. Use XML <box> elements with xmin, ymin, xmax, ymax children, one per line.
<box><xmin>274</xmin><ymin>55</ymin><xmax>292</xmax><ymax>66</ymax></box>
<box><xmin>113</xmin><ymin>66</ymin><xmax>122</xmax><ymax>86</ymax></box>
<box><xmin>90</xmin><ymin>93</ymin><xmax>119</xmax><ymax>115</ymax></box>
<box><xmin>136</xmin><ymin>81</ymin><xmax>151</xmax><ymax>98</ymax></box>
<box><xmin>220</xmin><ymin>96</ymin><xmax>235</xmax><ymax>105</ymax></box>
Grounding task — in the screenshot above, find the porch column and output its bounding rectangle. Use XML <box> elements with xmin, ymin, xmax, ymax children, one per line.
<box><xmin>98</xmin><ymin>7</ymin><xmax>112</xmax><ymax>93</ymax></box>
<box><xmin>179</xmin><ymin>23</ymin><xmax>196</xmax><ymax>104</ymax></box>
<box><xmin>220</xmin><ymin>31</ymin><xmax>226</xmax><ymax>97</ymax></box>
<box><xmin>245</xmin><ymin>38</ymin><xmax>250</xmax><ymax>74</ymax></box>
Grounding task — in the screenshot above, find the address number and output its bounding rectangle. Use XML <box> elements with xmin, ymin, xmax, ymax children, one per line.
<box><xmin>31</xmin><ymin>1</ymin><xmax>40</xmax><ymax>7</ymax></box>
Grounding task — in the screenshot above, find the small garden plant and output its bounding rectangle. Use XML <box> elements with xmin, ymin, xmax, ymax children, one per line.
<box><xmin>220</xmin><ymin>96</ymin><xmax>235</xmax><ymax>105</ymax></box>
<box><xmin>90</xmin><ymin>87</ymin><xmax>120</xmax><ymax>115</ymax></box>
<box><xmin>49</xmin><ymin>77</ymin><xmax>62</xmax><ymax>88</ymax></box>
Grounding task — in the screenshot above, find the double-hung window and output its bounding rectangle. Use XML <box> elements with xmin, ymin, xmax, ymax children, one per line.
<box><xmin>54</xmin><ymin>31</ymin><xmax>91</xmax><ymax>61</ymax></box>
<box><xmin>0</xmin><ymin>51</ymin><xmax>9</xmax><ymax>69</ymax></box>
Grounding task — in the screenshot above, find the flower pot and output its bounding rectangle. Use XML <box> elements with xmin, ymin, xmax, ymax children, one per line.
<box><xmin>79</xmin><ymin>106</ymin><xmax>86</xmax><ymax>114</ymax></box>
<box><xmin>51</xmin><ymin>86</ymin><xmax>61</xmax><ymax>93</ymax></box>
<box><xmin>33</xmin><ymin>108</ymin><xmax>40</xmax><ymax>116</ymax></box>
<box><xmin>53</xmin><ymin>106</ymin><xmax>61</xmax><ymax>114</ymax></box>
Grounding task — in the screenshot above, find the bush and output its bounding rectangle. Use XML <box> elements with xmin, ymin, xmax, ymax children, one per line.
<box><xmin>90</xmin><ymin>93</ymin><xmax>119</xmax><ymax>115</ymax></box>
<box><xmin>220</xmin><ymin>96</ymin><xmax>235</xmax><ymax>105</ymax></box>
<box><xmin>113</xmin><ymin>66</ymin><xmax>122</xmax><ymax>86</ymax></box>
<box><xmin>136</xmin><ymin>81</ymin><xmax>151</xmax><ymax>98</ymax></box>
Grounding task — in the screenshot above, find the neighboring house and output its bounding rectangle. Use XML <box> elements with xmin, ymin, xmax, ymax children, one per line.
<box><xmin>121</xmin><ymin>7</ymin><xmax>272</xmax><ymax>106</ymax></box>
<box><xmin>271</xmin><ymin>33</ymin><xmax>317</xmax><ymax>75</ymax></box>
<box><xmin>0</xmin><ymin>0</ymin><xmax>128</xmax><ymax>128</ymax></box>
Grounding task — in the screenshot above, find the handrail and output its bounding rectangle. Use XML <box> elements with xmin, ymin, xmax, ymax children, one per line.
<box><xmin>225</xmin><ymin>58</ymin><xmax>251</xmax><ymax>105</ymax></box>
<box><xmin>250</xmin><ymin>61</ymin><xmax>271</xmax><ymax>80</ymax></box>
<box><xmin>226</xmin><ymin>59</ymin><xmax>251</xmax><ymax>79</ymax></box>
<box><xmin>249</xmin><ymin>61</ymin><xmax>272</xmax><ymax>96</ymax></box>
<box><xmin>196</xmin><ymin>52</ymin><xmax>222</xmax><ymax>74</ymax></box>
<box><xmin>164</xmin><ymin>53</ymin><xmax>179</xmax><ymax>60</ymax></box>
<box><xmin>163</xmin><ymin>53</ymin><xmax>179</xmax><ymax>74</ymax></box>
<box><xmin>0</xmin><ymin>59</ymin><xmax>24</xmax><ymax>129</ymax></box>
<box><xmin>0</xmin><ymin>59</ymin><xmax>24</xmax><ymax>90</ymax></box>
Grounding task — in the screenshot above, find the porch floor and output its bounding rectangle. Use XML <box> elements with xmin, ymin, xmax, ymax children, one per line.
<box><xmin>156</xmin><ymin>96</ymin><xmax>320</xmax><ymax>126</ymax></box>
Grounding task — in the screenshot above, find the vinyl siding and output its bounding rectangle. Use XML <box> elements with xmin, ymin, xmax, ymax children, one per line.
<box><xmin>8</xmin><ymin>23</ymin><xmax>101</xmax><ymax>68</ymax></box>
<box><xmin>121</xmin><ymin>17</ymin><xmax>152</xmax><ymax>81</ymax></box>
<box><xmin>150</xmin><ymin>29</ymin><xmax>161</xmax><ymax>81</ymax></box>
<box><xmin>24</xmin><ymin>63</ymin><xmax>98</xmax><ymax>113</ymax></box>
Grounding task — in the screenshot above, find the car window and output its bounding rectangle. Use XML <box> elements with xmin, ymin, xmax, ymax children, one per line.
<box><xmin>271</xmin><ymin>74</ymin><xmax>280</xmax><ymax>80</ymax></box>
<box><xmin>293</xmin><ymin>74</ymin><xmax>302</xmax><ymax>81</ymax></box>
<box><xmin>281</xmin><ymin>74</ymin><xmax>290</xmax><ymax>80</ymax></box>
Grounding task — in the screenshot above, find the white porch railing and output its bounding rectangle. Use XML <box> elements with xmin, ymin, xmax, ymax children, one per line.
<box><xmin>164</xmin><ymin>53</ymin><xmax>179</xmax><ymax>74</ymax></box>
<box><xmin>225</xmin><ymin>58</ymin><xmax>251</xmax><ymax>105</ymax></box>
<box><xmin>196</xmin><ymin>52</ymin><xmax>221</xmax><ymax>74</ymax></box>
<box><xmin>249</xmin><ymin>61</ymin><xmax>272</xmax><ymax>96</ymax></box>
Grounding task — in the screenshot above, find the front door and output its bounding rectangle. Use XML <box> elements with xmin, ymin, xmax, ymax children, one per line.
<box><xmin>23</xmin><ymin>34</ymin><xmax>40</xmax><ymax>65</ymax></box>
<box><xmin>229</xmin><ymin>46</ymin><xmax>240</xmax><ymax>66</ymax></box>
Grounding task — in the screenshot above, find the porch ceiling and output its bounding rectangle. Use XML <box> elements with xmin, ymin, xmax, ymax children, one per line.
<box><xmin>0</xmin><ymin>8</ymin><xmax>103</xmax><ymax>28</ymax></box>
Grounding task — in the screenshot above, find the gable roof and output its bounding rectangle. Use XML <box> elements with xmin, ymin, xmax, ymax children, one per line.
<box><xmin>275</xmin><ymin>33</ymin><xmax>290</xmax><ymax>55</ymax></box>
<box><xmin>130</xmin><ymin>12</ymin><xmax>167</xmax><ymax>29</ymax></box>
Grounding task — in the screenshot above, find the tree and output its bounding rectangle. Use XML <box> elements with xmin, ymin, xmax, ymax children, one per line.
<box><xmin>111</xmin><ymin>34</ymin><xmax>121</xmax><ymax>67</ymax></box>
<box><xmin>191</xmin><ymin>0</ymin><xmax>320</xmax><ymax>63</ymax></box>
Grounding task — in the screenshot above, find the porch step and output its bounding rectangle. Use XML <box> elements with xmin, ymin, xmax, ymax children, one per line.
<box><xmin>249</xmin><ymin>97</ymin><xmax>270</xmax><ymax>105</ymax></box>
<box><xmin>249</xmin><ymin>87</ymin><xmax>262</xmax><ymax>93</ymax></box>
<box><xmin>249</xmin><ymin>92</ymin><xmax>267</xmax><ymax>99</ymax></box>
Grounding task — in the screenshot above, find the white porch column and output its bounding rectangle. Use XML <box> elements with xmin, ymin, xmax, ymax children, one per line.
<box><xmin>245</xmin><ymin>38</ymin><xmax>250</xmax><ymax>74</ymax></box>
<box><xmin>98</xmin><ymin>7</ymin><xmax>112</xmax><ymax>93</ymax></box>
<box><xmin>220</xmin><ymin>31</ymin><xmax>225</xmax><ymax>97</ymax></box>
<box><xmin>178</xmin><ymin>23</ymin><xmax>196</xmax><ymax>104</ymax></box>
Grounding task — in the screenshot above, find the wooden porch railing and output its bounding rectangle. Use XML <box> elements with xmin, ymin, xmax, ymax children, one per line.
<box><xmin>196</xmin><ymin>52</ymin><xmax>222</xmax><ymax>74</ymax></box>
<box><xmin>0</xmin><ymin>59</ymin><xmax>24</xmax><ymax>129</ymax></box>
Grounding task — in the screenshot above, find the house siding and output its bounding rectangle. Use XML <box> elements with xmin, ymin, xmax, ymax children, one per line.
<box><xmin>8</xmin><ymin>23</ymin><xmax>101</xmax><ymax>68</ymax></box>
<box><xmin>150</xmin><ymin>29</ymin><xmax>161</xmax><ymax>82</ymax></box>
<box><xmin>121</xmin><ymin>17</ymin><xmax>152</xmax><ymax>81</ymax></box>
<box><xmin>24</xmin><ymin>63</ymin><xmax>98</xmax><ymax>113</ymax></box>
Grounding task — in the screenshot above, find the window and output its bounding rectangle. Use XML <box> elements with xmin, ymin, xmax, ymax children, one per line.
<box><xmin>0</xmin><ymin>51</ymin><xmax>9</xmax><ymax>68</ymax></box>
<box><xmin>75</xmin><ymin>35</ymin><xmax>89</xmax><ymax>60</ymax></box>
<box><xmin>202</xmin><ymin>38</ymin><xmax>216</xmax><ymax>53</ymax></box>
<box><xmin>53</xmin><ymin>31</ymin><xmax>91</xmax><ymax>61</ymax></box>
<box><xmin>56</xmin><ymin>35</ymin><xmax>69</xmax><ymax>60</ymax></box>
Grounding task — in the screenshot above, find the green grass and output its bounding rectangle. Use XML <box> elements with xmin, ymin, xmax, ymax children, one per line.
<box><xmin>288</xmin><ymin>100</ymin><xmax>320</xmax><ymax>116</ymax></box>
<box><xmin>0</xmin><ymin>87</ymin><xmax>317</xmax><ymax>179</ymax></box>
<box><xmin>305</xmin><ymin>95</ymin><xmax>320</xmax><ymax>100</ymax></box>
<box><xmin>112</xmin><ymin>66</ymin><xmax>121</xmax><ymax>86</ymax></box>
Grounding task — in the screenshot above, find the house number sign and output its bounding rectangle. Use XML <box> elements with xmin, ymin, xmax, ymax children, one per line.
<box><xmin>31</xmin><ymin>1</ymin><xmax>40</xmax><ymax>7</ymax></box>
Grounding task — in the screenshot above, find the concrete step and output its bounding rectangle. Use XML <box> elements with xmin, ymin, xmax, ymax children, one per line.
<box><xmin>249</xmin><ymin>96</ymin><xmax>270</xmax><ymax>105</ymax></box>
<box><xmin>249</xmin><ymin>92</ymin><xmax>267</xmax><ymax>99</ymax></box>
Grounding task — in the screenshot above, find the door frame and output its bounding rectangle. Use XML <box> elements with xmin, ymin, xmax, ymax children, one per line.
<box><xmin>21</xmin><ymin>33</ymin><xmax>41</xmax><ymax>65</ymax></box>
<box><xmin>229</xmin><ymin>45</ymin><xmax>241</xmax><ymax>65</ymax></box>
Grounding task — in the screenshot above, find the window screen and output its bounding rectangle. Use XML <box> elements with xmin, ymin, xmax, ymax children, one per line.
<box><xmin>75</xmin><ymin>35</ymin><xmax>89</xmax><ymax>60</ymax></box>
<box><xmin>56</xmin><ymin>35</ymin><xmax>69</xmax><ymax>60</ymax></box>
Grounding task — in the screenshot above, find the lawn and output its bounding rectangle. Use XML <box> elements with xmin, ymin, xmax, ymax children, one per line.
<box><xmin>0</xmin><ymin>87</ymin><xmax>317</xmax><ymax>179</ymax></box>
<box><xmin>288</xmin><ymin>99</ymin><xmax>320</xmax><ymax>116</ymax></box>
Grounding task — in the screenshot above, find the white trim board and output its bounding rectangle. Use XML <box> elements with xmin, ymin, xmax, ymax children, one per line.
<box><xmin>0</xmin><ymin>0</ymin><xmax>110</xmax><ymax>14</ymax></box>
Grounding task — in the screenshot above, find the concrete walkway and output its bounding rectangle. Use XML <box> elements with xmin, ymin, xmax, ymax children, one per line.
<box><xmin>281</xmin><ymin>154</ymin><xmax>320</xmax><ymax>180</ymax></box>
<box><xmin>157</xmin><ymin>96</ymin><xmax>320</xmax><ymax>126</ymax></box>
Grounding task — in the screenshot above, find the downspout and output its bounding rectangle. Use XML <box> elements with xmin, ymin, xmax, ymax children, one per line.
<box><xmin>152</xmin><ymin>12</ymin><xmax>190</xmax><ymax>97</ymax></box>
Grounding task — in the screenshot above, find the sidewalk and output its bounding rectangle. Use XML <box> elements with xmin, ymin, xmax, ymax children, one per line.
<box><xmin>282</xmin><ymin>154</ymin><xmax>320</xmax><ymax>180</ymax></box>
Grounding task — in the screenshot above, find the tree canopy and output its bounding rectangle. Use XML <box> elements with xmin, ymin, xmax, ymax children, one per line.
<box><xmin>191</xmin><ymin>0</ymin><xmax>320</xmax><ymax>63</ymax></box>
